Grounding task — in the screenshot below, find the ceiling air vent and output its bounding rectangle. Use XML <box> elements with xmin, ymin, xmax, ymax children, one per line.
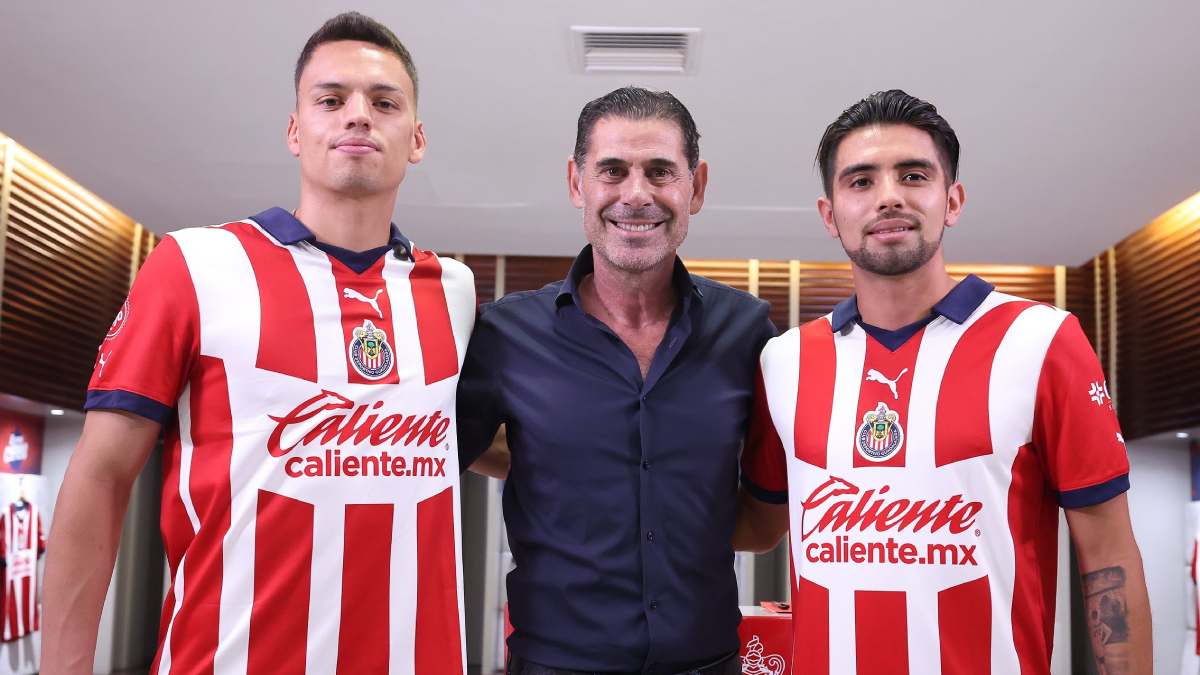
<box><xmin>570</xmin><ymin>26</ymin><xmax>701</xmax><ymax>74</ymax></box>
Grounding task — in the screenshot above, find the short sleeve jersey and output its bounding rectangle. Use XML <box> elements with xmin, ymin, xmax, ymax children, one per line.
<box><xmin>741</xmin><ymin>279</ymin><xmax>1129</xmax><ymax>675</ymax></box>
<box><xmin>0</xmin><ymin>502</ymin><xmax>45</xmax><ymax>642</ymax></box>
<box><xmin>86</xmin><ymin>209</ymin><xmax>476</xmax><ymax>675</ymax></box>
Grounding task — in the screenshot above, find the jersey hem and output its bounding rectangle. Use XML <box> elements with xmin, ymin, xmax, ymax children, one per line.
<box><xmin>741</xmin><ymin>475</ymin><xmax>787</xmax><ymax>504</ymax></box>
<box><xmin>1059</xmin><ymin>473</ymin><xmax>1129</xmax><ymax>508</ymax></box>
<box><xmin>85</xmin><ymin>389</ymin><xmax>173</xmax><ymax>424</ymax></box>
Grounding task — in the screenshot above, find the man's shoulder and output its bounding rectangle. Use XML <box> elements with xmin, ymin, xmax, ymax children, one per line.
<box><xmin>478</xmin><ymin>280</ymin><xmax>564</xmax><ymax>319</ymax></box>
<box><xmin>161</xmin><ymin>218</ymin><xmax>258</xmax><ymax>248</ymax></box>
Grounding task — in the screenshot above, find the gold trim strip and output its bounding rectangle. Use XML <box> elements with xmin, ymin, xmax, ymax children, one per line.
<box><xmin>0</xmin><ymin>137</ymin><xmax>15</xmax><ymax>336</ymax></box>
<box><xmin>1053</xmin><ymin>265</ymin><xmax>1066</xmax><ymax>309</ymax></box>
<box><xmin>788</xmin><ymin>260</ymin><xmax>800</xmax><ymax>328</ymax></box>
<box><xmin>1093</xmin><ymin>255</ymin><xmax>1103</xmax><ymax>359</ymax></box>
<box><xmin>128</xmin><ymin>222</ymin><xmax>145</xmax><ymax>289</ymax></box>
<box><xmin>748</xmin><ymin>259</ymin><xmax>760</xmax><ymax>298</ymax></box>
<box><xmin>1107</xmin><ymin>247</ymin><xmax>1118</xmax><ymax>409</ymax></box>
<box><xmin>494</xmin><ymin>255</ymin><xmax>506</xmax><ymax>300</ymax></box>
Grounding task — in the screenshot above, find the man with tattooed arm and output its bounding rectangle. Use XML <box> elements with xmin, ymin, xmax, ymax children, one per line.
<box><xmin>735</xmin><ymin>90</ymin><xmax>1151</xmax><ymax>674</ymax></box>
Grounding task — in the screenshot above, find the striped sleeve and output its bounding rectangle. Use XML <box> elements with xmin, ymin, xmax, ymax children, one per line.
<box><xmin>85</xmin><ymin>235</ymin><xmax>200</xmax><ymax>424</ymax></box>
<box><xmin>1031</xmin><ymin>314</ymin><xmax>1130</xmax><ymax>508</ymax></box>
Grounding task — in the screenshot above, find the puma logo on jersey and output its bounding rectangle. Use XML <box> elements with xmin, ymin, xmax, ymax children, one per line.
<box><xmin>97</xmin><ymin>352</ymin><xmax>111</xmax><ymax>378</ymax></box>
<box><xmin>865</xmin><ymin>368</ymin><xmax>908</xmax><ymax>400</ymax></box>
<box><xmin>343</xmin><ymin>287</ymin><xmax>384</xmax><ymax>319</ymax></box>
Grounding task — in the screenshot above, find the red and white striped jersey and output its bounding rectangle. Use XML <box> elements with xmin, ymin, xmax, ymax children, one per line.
<box><xmin>0</xmin><ymin>501</ymin><xmax>45</xmax><ymax>642</ymax></box>
<box><xmin>86</xmin><ymin>208</ymin><xmax>475</xmax><ymax>674</ymax></box>
<box><xmin>743</xmin><ymin>277</ymin><xmax>1129</xmax><ymax>675</ymax></box>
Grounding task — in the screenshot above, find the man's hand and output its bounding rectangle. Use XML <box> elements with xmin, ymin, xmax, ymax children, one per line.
<box><xmin>41</xmin><ymin>410</ymin><xmax>160</xmax><ymax>674</ymax></box>
<box><xmin>1066</xmin><ymin>493</ymin><xmax>1152</xmax><ymax>675</ymax></box>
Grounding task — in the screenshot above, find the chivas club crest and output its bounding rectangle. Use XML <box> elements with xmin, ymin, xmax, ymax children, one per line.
<box><xmin>105</xmin><ymin>299</ymin><xmax>130</xmax><ymax>341</ymax></box>
<box><xmin>348</xmin><ymin>320</ymin><xmax>394</xmax><ymax>380</ymax></box>
<box><xmin>857</xmin><ymin>402</ymin><xmax>904</xmax><ymax>461</ymax></box>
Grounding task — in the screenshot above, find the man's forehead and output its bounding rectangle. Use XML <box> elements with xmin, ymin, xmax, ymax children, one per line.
<box><xmin>590</xmin><ymin>116</ymin><xmax>686</xmax><ymax>159</ymax></box>
<box><xmin>835</xmin><ymin>123</ymin><xmax>940</xmax><ymax>170</ymax></box>
<box><xmin>300</xmin><ymin>40</ymin><xmax>412</xmax><ymax>93</ymax></box>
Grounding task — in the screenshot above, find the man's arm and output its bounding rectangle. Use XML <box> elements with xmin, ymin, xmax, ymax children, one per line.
<box><xmin>1066</xmin><ymin>493</ymin><xmax>1152</xmax><ymax>675</ymax></box>
<box><xmin>41</xmin><ymin>410</ymin><xmax>160</xmax><ymax>674</ymax></box>
<box><xmin>732</xmin><ymin>489</ymin><xmax>789</xmax><ymax>553</ymax></box>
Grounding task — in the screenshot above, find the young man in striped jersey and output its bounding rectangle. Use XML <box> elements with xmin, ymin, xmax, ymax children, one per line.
<box><xmin>42</xmin><ymin>12</ymin><xmax>475</xmax><ymax>674</ymax></box>
<box><xmin>735</xmin><ymin>90</ymin><xmax>1151</xmax><ymax>674</ymax></box>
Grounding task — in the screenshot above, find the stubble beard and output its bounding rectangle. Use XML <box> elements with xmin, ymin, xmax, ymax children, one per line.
<box><xmin>843</xmin><ymin>224</ymin><xmax>944</xmax><ymax>277</ymax></box>
<box><xmin>587</xmin><ymin>205</ymin><xmax>682</xmax><ymax>274</ymax></box>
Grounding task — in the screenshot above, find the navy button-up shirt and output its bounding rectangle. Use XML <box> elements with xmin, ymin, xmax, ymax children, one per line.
<box><xmin>458</xmin><ymin>246</ymin><xmax>775</xmax><ymax>673</ymax></box>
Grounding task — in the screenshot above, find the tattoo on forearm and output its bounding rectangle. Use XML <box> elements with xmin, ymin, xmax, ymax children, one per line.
<box><xmin>1082</xmin><ymin>566</ymin><xmax>1132</xmax><ymax>674</ymax></box>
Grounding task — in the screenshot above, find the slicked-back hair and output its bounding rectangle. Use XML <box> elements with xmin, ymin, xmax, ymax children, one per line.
<box><xmin>816</xmin><ymin>89</ymin><xmax>960</xmax><ymax>196</ymax></box>
<box><xmin>574</xmin><ymin>87</ymin><xmax>701</xmax><ymax>172</ymax></box>
<box><xmin>294</xmin><ymin>12</ymin><xmax>418</xmax><ymax>103</ymax></box>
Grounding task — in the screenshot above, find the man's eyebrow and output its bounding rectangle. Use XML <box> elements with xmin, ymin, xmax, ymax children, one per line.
<box><xmin>644</xmin><ymin>157</ymin><xmax>680</xmax><ymax>169</ymax></box>
<box><xmin>593</xmin><ymin>157</ymin><xmax>628</xmax><ymax>168</ymax></box>
<box><xmin>894</xmin><ymin>158</ymin><xmax>937</xmax><ymax>172</ymax></box>
<box><xmin>839</xmin><ymin>162</ymin><xmax>878</xmax><ymax>180</ymax></box>
<box><xmin>308</xmin><ymin>82</ymin><xmax>406</xmax><ymax>96</ymax></box>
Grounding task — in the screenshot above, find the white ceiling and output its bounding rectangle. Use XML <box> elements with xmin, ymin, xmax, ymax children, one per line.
<box><xmin>2</xmin><ymin>1</ymin><xmax>1198</xmax><ymax>265</ymax></box>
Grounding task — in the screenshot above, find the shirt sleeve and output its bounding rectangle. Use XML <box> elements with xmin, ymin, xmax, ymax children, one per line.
<box><xmin>85</xmin><ymin>235</ymin><xmax>200</xmax><ymax>424</ymax></box>
<box><xmin>740</xmin><ymin>366</ymin><xmax>788</xmax><ymax>504</ymax></box>
<box><xmin>1031</xmin><ymin>314</ymin><xmax>1130</xmax><ymax>508</ymax></box>
<box><xmin>455</xmin><ymin>304</ymin><xmax>506</xmax><ymax>471</ymax></box>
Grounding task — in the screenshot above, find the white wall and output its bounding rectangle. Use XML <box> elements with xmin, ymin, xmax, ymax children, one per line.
<box><xmin>1125</xmin><ymin>435</ymin><xmax>1192</xmax><ymax>674</ymax></box>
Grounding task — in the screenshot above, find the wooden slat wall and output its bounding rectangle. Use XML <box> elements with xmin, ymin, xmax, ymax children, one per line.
<box><xmin>757</xmin><ymin>261</ymin><xmax>792</xmax><ymax>329</ymax></box>
<box><xmin>1112</xmin><ymin>193</ymin><xmax>1200</xmax><ymax>439</ymax></box>
<box><xmin>0</xmin><ymin>133</ymin><xmax>144</xmax><ymax>410</ymax></box>
<box><xmin>503</xmin><ymin>255</ymin><xmax>573</xmax><ymax>295</ymax></box>
<box><xmin>462</xmin><ymin>254</ymin><xmax>497</xmax><ymax>304</ymax></box>
<box><xmin>1065</xmin><ymin>262</ymin><xmax>1097</xmax><ymax>348</ymax></box>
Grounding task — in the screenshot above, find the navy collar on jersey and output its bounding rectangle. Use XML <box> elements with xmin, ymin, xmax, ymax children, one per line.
<box><xmin>830</xmin><ymin>273</ymin><xmax>995</xmax><ymax>333</ymax></box>
<box><xmin>554</xmin><ymin>244</ymin><xmax>703</xmax><ymax>310</ymax></box>
<box><xmin>250</xmin><ymin>207</ymin><xmax>412</xmax><ymax>273</ymax></box>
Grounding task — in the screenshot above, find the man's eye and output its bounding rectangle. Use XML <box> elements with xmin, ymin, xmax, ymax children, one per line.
<box><xmin>903</xmin><ymin>173</ymin><xmax>928</xmax><ymax>182</ymax></box>
<box><xmin>850</xmin><ymin>177</ymin><xmax>870</xmax><ymax>188</ymax></box>
<box><xmin>603</xmin><ymin>167</ymin><xmax>623</xmax><ymax>177</ymax></box>
<box><xmin>318</xmin><ymin>97</ymin><xmax>340</xmax><ymax>107</ymax></box>
<box><xmin>650</xmin><ymin>168</ymin><xmax>670</xmax><ymax>179</ymax></box>
<box><xmin>376</xmin><ymin>100</ymin><xmax>397</xmax><ymax>110</ymax></box>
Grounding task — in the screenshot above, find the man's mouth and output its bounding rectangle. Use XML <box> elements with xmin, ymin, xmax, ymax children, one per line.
<box><xmin>866</xmin><ymin>217</ymin><xmax>919</xmax><ymax>238</ymax></box>
<box><xmin>334</xmin><ymin>138</ymin><xmax>380</xmax><ymax>154</ymax></box>
<box><xmin>607</xmin><ymin>220</ymin><xmax>664</xmax><ymax>233</ymax></box>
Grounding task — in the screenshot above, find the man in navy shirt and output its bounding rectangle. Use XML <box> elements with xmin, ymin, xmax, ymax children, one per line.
<box><xmin>458</xmin><ymin>87</ymin><xmax>775</xmax><ymax>674</ymax></box>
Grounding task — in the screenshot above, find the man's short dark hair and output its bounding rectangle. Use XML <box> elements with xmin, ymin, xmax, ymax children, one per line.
<box><xmin>815</xmin><ymin>89</ymin><xmax>960</xmax><ymax>196</ymax></box>
<box><xmin>574</xmin><ymin>87</ymin><xmax>701</xmax><ymax>172</ymax></box>
<box><xmin>294</xmin><ymin>12</ymin><xmax>418</xmax><ymax>102</ymax></box>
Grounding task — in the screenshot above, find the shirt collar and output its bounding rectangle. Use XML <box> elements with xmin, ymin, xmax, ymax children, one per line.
<box><xmin>829</xmin><ymin>274</ymin><xmax>995</xmax><ymax>332</ymax></box>
<box><xmin>250</xmin><ymin>206</ymin><xmax>412</xmax><ymax>253</ymax></box>
<box><xmin>555</xmin><ymin>245</ymin><xmax>702</xmax><ymax>308</ymax></box>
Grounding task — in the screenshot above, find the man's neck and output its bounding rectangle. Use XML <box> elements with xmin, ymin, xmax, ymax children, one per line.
<box><xmin>851</xmin><ymin>254</ymin><xmax>956</xmax><ymax>330</ymax></box>
<box><xmin>582</xmin><ymin>252</ymin><xmax>677</xmax><ymax>329</ymax></box>
<box><xmin>293</xmin><ymin>186</ymin><xmax>398</xmax><ymax>252</ymax></box>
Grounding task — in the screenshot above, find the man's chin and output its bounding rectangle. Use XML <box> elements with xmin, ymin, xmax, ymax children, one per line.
<box><xmin>596</xmin><ymin>247</ymin><xmax>672</xmax><ymax>274</ymax></box>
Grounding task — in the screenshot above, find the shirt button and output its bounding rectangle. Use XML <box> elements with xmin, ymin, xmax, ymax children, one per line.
<box><xmin>641</xmin><ymin>460</ymin><xmax>650</xmax><ymax>470</ymax></box>
<box><xmin>649</xmin><ymin>600</ymin><xmax>658</xmax><ymax>610</ymax></box>
<box><xmin>646</xmin><ymin>530</ymin><xmax>655</xmax><ymax>542</ymax></box>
